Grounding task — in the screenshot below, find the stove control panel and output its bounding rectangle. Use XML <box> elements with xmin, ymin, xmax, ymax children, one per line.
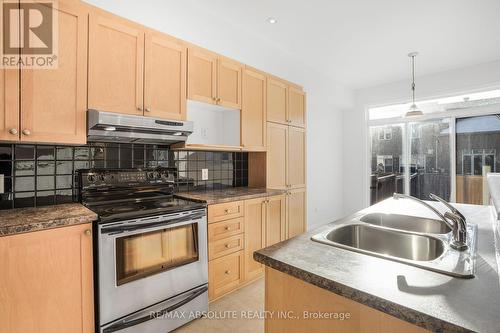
<box><xmin>79</xmin><ymin>168</ymin><xmax>176</xmax><ymax>189</ymax></box>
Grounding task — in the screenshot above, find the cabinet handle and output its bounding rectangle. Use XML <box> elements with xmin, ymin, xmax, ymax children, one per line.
<box><xmin>84</xmin><ymin>229</ymin><xmax>91</xmax><ymax>236</ymax></box>
<box><xmin>145</xmin><ymin>107</ymin><xmax>151</xmax><ymax>112</ymax></box>
<box><xmin>224</xmin><ymin>270</ymin><xmax>231</xmax><ymax>275</ymax></box>
<box><xmin>9</xmin><ymin>128</ymin><xmax>18</xmax><ymax>135</ymax></box>
<box><xmin>22</xmin><ymin>129</ymin><xmax>31</xmax><ymax>136</ymax></box>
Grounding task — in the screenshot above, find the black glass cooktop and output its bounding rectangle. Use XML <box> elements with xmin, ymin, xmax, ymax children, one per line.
<box><xmin>87</xmin><ymin>196</ymin><xmax>206</xmax><ymax>223</ymax></box>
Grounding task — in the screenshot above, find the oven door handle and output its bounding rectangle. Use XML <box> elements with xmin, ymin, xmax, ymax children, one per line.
<box><xmin>102</xmin><ymin>285</ymin><xmax>208</xmax><ymax>333</ymax></box>
<box><xmin>101</xmin><ymin>210</ymin><xmax>206</xmax><ymax>234</ymax></box>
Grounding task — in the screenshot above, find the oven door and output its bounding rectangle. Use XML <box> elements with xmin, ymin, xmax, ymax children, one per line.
<box><xmin>98</xmin><ymin>209</ymin><xmax>208</xmax><ymax>326</ymax></box>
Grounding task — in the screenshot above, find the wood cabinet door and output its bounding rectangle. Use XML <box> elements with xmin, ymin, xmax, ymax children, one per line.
<box><xmin>20</xmin><ymin>1</ymin><xmax>87</xmax><ymax>144</ymax></box>
<box><xmin>267</xmin><ymin>77</ymin><xmax>288</xmax><ymax>124</ymax></box>
<box><xmin>287</xmin><ymin>188</ymin><xmax>306</xmax><ymax>239</ymax></box>
<box><xmin>187</xmin><ymin>47</ymin><xmax>217</xmax><ymax>104</ymax></box>
<box><xmin>0</xmin><ymin>223</ymin><xmax>94</xmax><ymax>333</ymax></box>
<box><xmin>241</xmin><ymin>67</ymin><xmax>266</xmax><ymax>151</ymax></box>
<box><xmin>217</xmin><ymin>57</ymin><xmax>242</xmax><ymax>109</ymax></box>
<box><xmin>267</xmin><ymin>122</ymin><xmax>288</xmax><ymax>190</ymax></box>
<box><xmin>0</xmin><ymin>68</ymin><xmax>19</xmax><ymax>141</ymax></box>
<box><xmin>144</xmin><ymin>32</ymin><xmax>186</xmax><ymax>120</ymax></box>
<box><xmin>288</xmin><ymin>87</ymin><xmax>306</xmax><ymax>128</ymax></box>
<box><xmin>287</xmin><ymin>126</ymin><xmax>306</xmax><ymax>188</ymax></box>
<box><xmin>88</xmin><ymin>12</ymin><xmax>144</xmax><ymax>115</ymax></box>
<box><xmin>244</xmin><ymin>197</ymin><xmax>266</xmax><ymax>281</ymax></box>
<box><xmin>265</xmin><ymin>195</ymin><xmax>286</xmax><ymax>246</ymax></box>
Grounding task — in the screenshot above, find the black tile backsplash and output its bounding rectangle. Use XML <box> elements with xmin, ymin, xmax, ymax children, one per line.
<box><xmin>0</xmin><ymin>142</ymin><xmax>248</xmax><ymax>210</ymax></box>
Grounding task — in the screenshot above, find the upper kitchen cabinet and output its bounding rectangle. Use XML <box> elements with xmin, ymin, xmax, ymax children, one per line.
<box><xmin>88</xmin><ymin>11</ymin><xmax>144</xmax><ymax>115</ymax></box>
<box><xmin>144</xmin><ymin>31</ymin><xmax>187</xmax><ymax>120</ymax></box>
<box><xmin>188</xmin><ymin>46</ymin><xmax>242</xmax><ymax>108</ymax></box>
<box><xmin>288</xmin><ymin>86</ymin><xmax>306</xmax><ymax>128</ymax></box>
<box><xmin>267</xmin><ymin>77</ymin><xmax>288</xmax><ymax>124</ymax></box>
<box><xmin>17</xmin><ymin>1</ymin><xmax>87</xmax><ymax>144</ymax></box>
<box><xmin>267</xmin><ymin>77</ymin><xmax>306</xmax><ymax>128</ymax></box>
<box><xmin>241</xmin><ymin>67</ymin><xmax>266</xmax><ymax>151</ymax></box>
<box><xmin>267</xmin><ymin>122</ymin><xmax>288</xmax><ymax>189</ymax></box>
<box><xmin>0</xmin><ymin>69</ymin><xmax>19</xmax><ymax>142</ymax></box>
<box><xmin>188</xmin><ymin>47</ymin><xmax>217</xmax><ymax>104</ymax></box>
<box><xmin>218</xmin><ymin>57</ymin><xmax>242</xmax><ymax>108</ymax></box>
<box><xmin>287</xmin><ymin>126</ymin><xmax>306</xmax><ymax>188</ymax></box>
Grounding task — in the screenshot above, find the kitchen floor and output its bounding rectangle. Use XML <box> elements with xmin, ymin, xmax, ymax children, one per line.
<box><xmin>175</xmin><ymin>278</ymin><xmax>264</xmax><ymax>333</ymax></box>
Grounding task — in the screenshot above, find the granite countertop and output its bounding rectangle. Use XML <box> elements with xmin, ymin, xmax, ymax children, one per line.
<box><xmin>0</xmin><ymin>203</ymin><xmax>97</xmax><ymax>237</ymax></box>
<box><xmin>175</xmin><ymin>187</ymin><xmax>286</xmax><ymax>204</ymax></box>
<box><xmin>255</xmin><ymin>199</ymin><xmax>500</xmax><ymax>333</ymax></box>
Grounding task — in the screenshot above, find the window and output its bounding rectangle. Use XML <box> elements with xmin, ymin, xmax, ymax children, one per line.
<box><xmin>379</xmin><ymin>128</ymin><xmax>392</xmax><ymax>140</ymax></box>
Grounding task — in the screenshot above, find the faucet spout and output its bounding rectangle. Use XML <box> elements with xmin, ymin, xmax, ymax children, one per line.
<box><xmin>392</xmin><ymin>193</ymin><xmax>453</xmax><ymax>230</ymax></box>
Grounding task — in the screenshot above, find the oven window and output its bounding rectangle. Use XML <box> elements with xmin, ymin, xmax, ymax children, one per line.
<box><xmin>115</xmin><ymin>223</ymin><xmax>199</xmax><ymax>286</ymax></box>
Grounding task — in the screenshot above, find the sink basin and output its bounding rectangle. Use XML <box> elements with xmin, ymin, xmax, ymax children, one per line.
<box><xmin>311</xmin><ymin>215</ymin><xmax>477</xmax><ymax>278</ymax></box>
<box><xmin>360</xmin><ymin>213</ymin><xmax>451</xmax><ymax>234</ymax></box>
<box><xmin>325</xmin><ymin>224</ymin><xmax>445</xmax><ymax>261</ymax></box>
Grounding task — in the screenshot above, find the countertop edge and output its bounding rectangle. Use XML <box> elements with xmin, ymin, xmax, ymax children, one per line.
<box><xmin>254</xmin><ymin>251</ymin><xmax>472</xmax><ymax>333</ymax></box>
<box><xmin>0</xmin><ymin>215</ymin><xmax>96</xmax><ymax>237</ymax></box>
<box><xmin>175</xmin><ymin>188</ymin><xmax>287</xmax><ymax>205</ymax></box>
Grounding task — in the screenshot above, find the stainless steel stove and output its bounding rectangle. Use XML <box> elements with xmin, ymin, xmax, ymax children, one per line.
<box><xmin>79</xmin><ymin>168</ymin><xmax>208</xmax><ymax>333</ymax></box>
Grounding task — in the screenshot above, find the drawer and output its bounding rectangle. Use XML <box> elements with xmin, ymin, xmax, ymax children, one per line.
<box><xmin>209</xmin><ymin>233</ymin><xmax>244</xmax><ymax>260</ymax></box>
<box><xmin>208</xmin><ymin>250</ymin><xmax>244</xmax><ymax>300</ymax></box>
<box><xmin>208</xmin><ymin>217</ymin><xmax>244</xmax><ymax>242</ymax></box>
<box><xmin>208</xmin><ymin>201</ymin><xmax>244</xmax><ymax>223</ymax></box>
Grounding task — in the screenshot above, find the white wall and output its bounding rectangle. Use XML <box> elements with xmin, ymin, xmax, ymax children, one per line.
<box><xmin>84</xmin><ymin>0</ymin><xmax>354</xmax><ymax>229</ymax></box>
<box><xmin>343</xmin><ymin>60</ymin><xmax>500</xmax><ymax>215</ymax></box>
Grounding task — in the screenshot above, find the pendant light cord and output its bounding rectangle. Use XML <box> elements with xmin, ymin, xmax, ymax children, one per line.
<box><xmin>411</xmin><ymin>55</ymin><xmax>416</xmax><ymax>104</ymax></box>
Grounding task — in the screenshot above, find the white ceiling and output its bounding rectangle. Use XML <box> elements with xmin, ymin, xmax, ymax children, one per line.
<box><xmin>86</xmin><ymin>0</ymin><xmax>500</xmax><ymax>90</ymax></box>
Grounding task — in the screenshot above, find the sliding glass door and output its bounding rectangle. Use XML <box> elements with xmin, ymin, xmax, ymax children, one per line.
<box><xmin>456</xmin><ymin>114</ymin><xmax>500</xmax><ymax>204</ymax></box>
<box><xmin>408</xmin><ymin>119</ymin><xmax>451</xmax><ymax>201</ymax></box>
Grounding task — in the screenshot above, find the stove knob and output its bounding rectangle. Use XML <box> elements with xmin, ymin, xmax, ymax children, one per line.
<box><xmin>148</xmin><ymin>172</ymin><xmax>155</xmax><ymax>179</ymax></box>
<box><xmin>87</xmin><ymin>175</ymin><xmax>95</xmax><ymax>182</ymax></box>
<box><xmin>99</xmin><ymin>174</ymin><xmax>106</xmax><ymax>182</ymax></box>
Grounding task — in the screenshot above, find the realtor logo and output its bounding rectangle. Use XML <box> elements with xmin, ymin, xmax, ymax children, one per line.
<box><xmin>2</xmin><ymin>0</ymin><xmax>58</xmax><ymax>68</ymax></box>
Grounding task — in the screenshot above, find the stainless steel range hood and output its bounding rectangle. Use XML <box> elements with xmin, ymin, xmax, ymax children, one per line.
<box><xmin>87</xmin><ymin>110</ymin><xmax>193</xmax><ymax>144</ymax></box>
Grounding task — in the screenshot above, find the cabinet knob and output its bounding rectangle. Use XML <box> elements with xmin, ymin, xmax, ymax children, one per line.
<box><xmin>137</xmin><ymin>106</ymin><xmax>143</xmax><ymax>111</ymax></box>
<box><xmin>224</xmin><ymin>270</ymin><xmax>231</xmax><ymax>275</ymax></box>
<box><xmin>224</xmin><ymin>209</ymin><xmax>229</xmax><ymax>214</ymax></box>
<box><xmin>216</xmin><ymin>97</ymin><xmax>221</xmax><ymax>102</ymax></box>
<box><xmin>9</xmin><ymin>128</ymin><xmax>18</xmax><ymax>135</ymax></box>
<box><xmin>225</xmin><ymin>244</ymin><xmax>230</xmax><ymax>248</ymax></box>
<box><xmin>84</xmin><ymin>229</ymin><xmax>91</xmax><ymax>236</ymax></box>
<box><xmin>22</xmin><ymin>129</ymin><xmax>31</xmax><ymax>136</ymax></box>
<box><xmin>225</xmin><ymin>226</ymin><xmax>231</xmax><ymax>231</ymax></box>
<box><xmin>145</xmin><ymin>107</ymin><xmax>151</xmax><ymax>112</ymax></box>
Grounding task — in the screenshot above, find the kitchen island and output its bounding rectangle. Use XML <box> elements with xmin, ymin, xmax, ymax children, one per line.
<box><xmin>254</xmin><ymin>199</ymin><xmax>500</xmax><ymax>333</ymax></box>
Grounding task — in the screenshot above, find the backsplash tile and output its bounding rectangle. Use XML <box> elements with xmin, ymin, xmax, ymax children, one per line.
<box><xmin>0</xmin><ymin>143</ymin><xmax>248</xmax><ymax>210</ymax></box>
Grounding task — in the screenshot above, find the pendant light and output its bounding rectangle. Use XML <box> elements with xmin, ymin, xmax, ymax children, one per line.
<box><xmin>405</xmin><ymin>52</ymin><xmax>423</xmax><ymax>117</ymax></box>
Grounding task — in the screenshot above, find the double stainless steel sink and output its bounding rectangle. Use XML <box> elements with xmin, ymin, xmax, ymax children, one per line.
<box><xmin>312</xmin><ymin>212</ymin><xmax>477</xmax><ymax>278</ymax></box>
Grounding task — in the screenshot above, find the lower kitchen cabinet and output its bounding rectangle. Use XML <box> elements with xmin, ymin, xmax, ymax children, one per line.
<box><xmin>244</xmin><ymin>197</ymin><xmax>266</xmax><ymax>282</ymax></box>
<box><xmin>287</xmin><ymin>188</ymin><xmax>307</xmax><ymax>238</ymax></box>
<box><xmin>208</xmin><ymin>250</ymin><xmax>245</xmax><ymax>300</ymax></box>
<box><xmin>0</xmin><ymin>223</ymin><xmax>94</xmax><ymax>333</ymax></box>
<box><xmin>208</xmin><ymin>194</ymin><xmax>300</xmax><ymax>300</ymax></box>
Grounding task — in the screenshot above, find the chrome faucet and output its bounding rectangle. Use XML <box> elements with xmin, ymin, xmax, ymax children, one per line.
<box><xmin>392</xmin><ymin>193</ymin><xmax>468</xmax><ymax>251</ymax></box>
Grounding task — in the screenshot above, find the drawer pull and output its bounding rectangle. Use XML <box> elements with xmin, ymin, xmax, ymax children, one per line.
<box><xmin>225</xmin><ymin>244</ymin><xmax>230</xmax><ymax>248</ymax></box>
<box><xmin>225</xmin><ymin>270</ymin><xmax>231</xmax><ymax>275</ymax></box>
<box><xmin>224</xmin><ymin>209</ymin><xmax>229</xmax><ymax>214</ymax></box>
<box><xmin>225</xmin><ymin>226</ymin><xmax>231</xmax><ymax>231</ymax></box>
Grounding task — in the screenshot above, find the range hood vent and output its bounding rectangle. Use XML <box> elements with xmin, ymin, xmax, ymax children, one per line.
<box><xmin>87</xmin><ymin>110</ymin><xmax>193</xmax><ymax>145</ymax></box>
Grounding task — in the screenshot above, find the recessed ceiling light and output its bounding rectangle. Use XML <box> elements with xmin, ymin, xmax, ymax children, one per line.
<box><xmin>267</xmin><ymin>17</ymin><xmax>278</xmax><ymax>24</ymax></box>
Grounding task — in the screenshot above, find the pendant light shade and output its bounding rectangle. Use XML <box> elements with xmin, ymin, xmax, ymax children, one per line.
<box><xmin>405</xmin><ymin>52</ymin><xmax>423</xmax><ymax>117</ymax></box>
